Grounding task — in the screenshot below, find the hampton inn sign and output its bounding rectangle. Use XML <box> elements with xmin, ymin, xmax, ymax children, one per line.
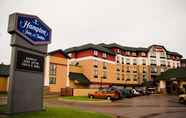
<box><xmin>9</xmin><ymin>13</ymin><xmax>51</xmax><ymax>45</ymax></box>
<box><xmin>7</xmin><ymin>13</ymin><xmax>51</xmax><ymax>114</ymax></box>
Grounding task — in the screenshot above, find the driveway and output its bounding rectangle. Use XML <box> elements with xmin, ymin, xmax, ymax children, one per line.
<box><xmin>45</xmin><ymin>95</ymin><xmax>186</xmax><ymax>118</ymax></box>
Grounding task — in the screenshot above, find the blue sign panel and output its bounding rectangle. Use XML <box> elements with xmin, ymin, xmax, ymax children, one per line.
<box><xmin>17</xmin><ymin>15</ymin><xmax>51</xmax><ymax>45</ymax></box>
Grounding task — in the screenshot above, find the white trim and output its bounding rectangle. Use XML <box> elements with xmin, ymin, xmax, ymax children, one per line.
<box><xmin>66</xmin><ymin>59</ymin><xmax>70</xmax><ymax>87</ymax></box>
<box><xmin>44</xmin><ymin>56</ymin><xmax>49</xmax><ymax>86</ymax></box>
<box><xmin>69</xmin><ymin>56</ymin><xmax>115</xmax><ymax>64</ymax></box>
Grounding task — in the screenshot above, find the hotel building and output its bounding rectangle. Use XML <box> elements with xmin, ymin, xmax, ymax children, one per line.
<box><xmin>46</xmin><ymin>43</ymin><xmax>182</xmax><ymax>93</ymax></box>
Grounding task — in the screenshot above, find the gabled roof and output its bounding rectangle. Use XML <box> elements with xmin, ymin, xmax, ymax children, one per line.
<box><xmin>158</xmin><ymin>68</ymin><xmax>186</xmax><ymax>80</ymax></box>
<box><xmin>69</xmin><ymin>72</ymin><xmax>90</xmax><ymax>85</ymax></box>
<box><xmin>64</xmin><ymin>43</ymin><xmax>115</xmax><ymax>55</ymax></box>
<box><xmin>102</xmin><ymin>43</ymin><xmax>148</xmax><ymax>52</ymax></box>
<box><xmin>167</xmin><ymin>51</ymin><xmax>183</xmax><ymax>57</ymax></box>
<box><xmin>0</xmin><ymin>64</ymin><xmax>9</xmax><ymax>77</ymax></box>
<box><xmin>49</xmin><ymin>49</ymin><xmax>70</xmax><ymax>58</ymax></box>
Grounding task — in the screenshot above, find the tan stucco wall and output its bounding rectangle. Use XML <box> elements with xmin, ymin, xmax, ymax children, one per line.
<box><xmin>0</xmin><ymin>76</ymin><xmax>8</xmax><ymax>92</ymax></box>
<box><xmin>49</xmin><ymin>56</ymin><xmax>68</xmax><ymax>93</ymax></box>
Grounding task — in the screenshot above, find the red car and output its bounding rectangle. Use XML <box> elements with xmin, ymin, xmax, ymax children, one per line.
<box><xmin>88</xmin><ymin>89</ymin><xmax>120</xmax><ymax>100</ymax></box>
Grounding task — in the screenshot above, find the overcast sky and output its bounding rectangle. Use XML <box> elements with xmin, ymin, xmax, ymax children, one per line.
<box><xmin>0</xmin><ymin>0</ymin><xmax>186</xmax><ymax>64</ymax></box>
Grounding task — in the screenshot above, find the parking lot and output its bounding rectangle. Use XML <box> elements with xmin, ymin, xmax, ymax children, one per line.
<box><xmin>45</xmin><ymin>95</ymin><xmax>186</xmax><ymax>118</ymax></box>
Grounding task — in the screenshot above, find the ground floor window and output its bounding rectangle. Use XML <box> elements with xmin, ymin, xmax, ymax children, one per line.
<box><xmin>49</xmin><ymin>63</ymin><xmax>57</xmax><ymax>84</ymax></box>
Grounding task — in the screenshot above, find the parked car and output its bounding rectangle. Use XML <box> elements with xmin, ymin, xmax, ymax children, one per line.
<box><xmin>131</xmin><ymin>88</ymin><xmax>141</xmax><ymax>96</ymax></box>
<box><xmin>122</xmin><ymin>88</ymin><xmax>133</xmax><ymax>98</ymax></box>
<box><xmin>135</xmin><ymin>87</ymin><xmax>150</xmax><ymax>96</ymax></box>
<box><xmin>178</xmin><ymin>94</ymin><xmax>186</xmax><ymax>104</ymax></box>
<box><xmin>147</xmin><ymin>87</ymin><xmax>156</xmax><ymax>94</ymax></box>
<box><xmin>88</xmin><ymin>89</ymin><xmax>120</xmax><ymax>100</ymax></box>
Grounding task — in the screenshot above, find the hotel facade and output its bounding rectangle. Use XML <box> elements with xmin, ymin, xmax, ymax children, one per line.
<box><xmin>45</xmin><ymin>43</ymin><xmax>183</xmax><ymax>93</ymax></box>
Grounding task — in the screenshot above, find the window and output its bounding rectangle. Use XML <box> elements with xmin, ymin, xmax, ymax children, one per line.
<box><xmin>68</xmin><ymin>53</ymin><xmax>72</xmax><ymax>58</ymax></box>
<box><xmin>143</xmin><ymin>66</ymin><xmax>146</xmax><ymax>73</ymax></box>
<box><xmin>103</xmin><ymin>62</ymin><xmax>108</xmax><ymax>69</ymax></box>
<box><xmin>116</xmin><ymin>49</ymin><xmax>120</xmax><ymax>53</ymax></box>
<box><xmin>126</xmin><ymin>74</ymin><xmax>130</xmax><ymax>81</ymax></box>
<box><xmin>150</xmin><ymin>51</ymin><xmax>156</xmax><ymax>57</ymax></box>
<box><xmin>151</xmin><ymin>66</ymin><xmax>157</xmax><ymax>73</ymax></box>
<box><xmin>93</xmin><ymin>50</ymin><xmax>98</xmax><ymax>56</ymax></box>
<box><xmin>102</xmin><ymin>53</ymin><xmax>107</xmax><ymax>58</ymax></box>
<box><xmin>116</xmin><ymin>64</ymin><xmax>120</xmax><ymax>71</ymax></box>
<box><xmin>168</xmin><ymin>61</ymin><xmax>171</xmax><ymax>67</ymax></box>
<box><xmin>160</xmin><ymin>67</ymin><xmax>166</xmax><ymax>72</ymax></box>
<box><xmin>103</xmin><ymin>71</ymin><xmax>108</xmax><ymax>79</ymax></box>
<box><xmin>133</xmin><ymin>59</ymin><xmax>137</xmax><ymax>65</ymax></box>
<box><xmin>116</xmin><ymin>56</ymin><xmax>120</xmax><ymax>63</ymax></box>
<box><xmin>160</xmin><ymin>52</ymin><xmax>166</xmax><ymax>58</ymax></box>
<box><xmin>122</xmin><ymin>57</ymin><xmax>124</xmax><ymax>64</ymax></box>
<box><xmin>142</xmin><ymin>59</ymin><xmax>146</xmax><ymax>65</ymax></box>
<box><xmin>141</xmin><ymin>52</ymin><xmax>146</xmax><ymax>57</ymax></box>
<box><xmin>150</xmin><ymin>59</ymin><xmax>156</xmax><ymax>65</ymax></box>
<box><xmin>126</xmin><ymin>65</ymin><xmax>130</xmax><ymax>72</ymax></box>
<box><xmin>116</xmin><ymin>72</ymin><xmax>120</xmax><ymax>80</ymax></box>
<box><xmin>49</xmin><ymin>64</ymin><xmax>57</xmax><ymax>84</ymax></box>
<box><xmin>133</xmin><ymin>75</ymin><xmax>138</xmax><ymax>81</ymax></box>
<box><xmin>177</xmin><ymin>63</ymin><xmax>180</xmax><ymax>68</ymax></box>
<box><xmin>126</xmin><ymin>58</ymin><xmax>130</xmax><ymax>64</ymax></box>
<box><xmin>122</xmin><ymin>74</ymin><xmax>125</xmax><ymax>80</ymax></box>
<box><xmin>160</xmin><ymin>60</ymin><xmax>166</xmax><ymax>66</ymax></box>
<box><xmin>126</xmin><ymin>51</ymin><xmax>130</xmax><ymax>56</ymax></box>
<box><xmin>133</xmin><ymin>66</ymin><xmax>137</xmax><ymax>73</ymax></box>
<box><xmin>93</xmin><ymin>69</ymin><xmax>98</xmax><ymax>78</ymax></box>
<box><xmin>167</xmin><ymin>55</ymin><xmax>171</xmax><ymax>59</ymax></box>
<box><xmin>94</xmin><ymin>59</ymin><xmax>98</xmax><ymax>68</ymax></box>
<box><xmin>132</xmin><ymin>52</ymin><xmax>137</xmax><ymax>56</ymax></box>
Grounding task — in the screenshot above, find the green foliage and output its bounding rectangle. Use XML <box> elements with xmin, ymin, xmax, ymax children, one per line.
<box><xmin>8</xmin><ymin>107</ymin><xmax>111</xmax><ymax>118</ymax></box>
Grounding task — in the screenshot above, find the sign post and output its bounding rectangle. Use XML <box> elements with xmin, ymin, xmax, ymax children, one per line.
<box><xmin>7</xmin><ymin>13</ymin><xmax>51</xmax><ymax>114</ymax></box>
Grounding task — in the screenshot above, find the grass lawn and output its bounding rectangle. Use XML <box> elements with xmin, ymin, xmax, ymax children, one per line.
<box><xmin>62</xmin><ymin>96</ymin><xmax>104</xmax><ymax>101</ymax></box>
<box><xmin>4</xmin><ymin>107</ymin><xmax>112</xmax><ymax>118</ymax></box>
<box><xmin>0</xmin><ymin>105</ymin><xmax>7</xmax><ymax>113</ymax></box>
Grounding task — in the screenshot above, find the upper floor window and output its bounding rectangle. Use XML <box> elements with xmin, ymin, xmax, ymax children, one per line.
<box><xmin>49</xmin><ymin>64</ymin><xmax>57</xmax><ymax>84</ymax></box>
<box><xmin>125</xmin><ymin>51</ymin><xmax>130</xmax><ymax>56</ymax></box>
<box><xmin>151</xmin><ymin>66</ymin><xmax>157</xmax><ymax>73</ymax></box>
<box><xmin>160</xmin><ymin>60</ymin><xmax>166</xmax><ymax>66</ymax></box>
<box><xmin>141</xmin><ymin>52</ymin><xmax>146</xmax><ymax>57</ymax></box>
<box><xmin>122</xmin><ymin>57</ymin><xmax>124</xmax><ymax>64</ymax></box>
<box><xmin>94</xmin><ymin>59</ymin><xmax>98</xmax><ymax>68</ymax></box>
<box><xmin>126</xmin><ymin>58</ymin><xmax>130</xmax><ymax>64</ymax></box>
<box><xmin>160</xmin><ymin>67</ymin><xmax>166</xmax><ymax>72</ymax></box>
<box><xmin>150</xmin><ymin>51</ymin><xmax>156</xmax><ymax>57</ymax></box>
<box><xmin>132</xmin><ymin>52</ymin><xmax>137</xmax><ymax>56</ymax></box>
<box><xmin>116</xmin><ymin>64</ymin><xmax>120</xmax><ymax>71</ymax></box>
<box><xmin>168</xmin><ymin>61</ymin><xmax>171</xmax><ymax>67</ymax></box>
<box><xmin>116</xmin><ymin>49</ymin><xmax>120</xmax><ymax>54</ymax></box>
<box><xmin>133</xmin><ymin>59</ymin><xmax>137</xmax><ymax>65</ymax></box>
<box><xmin>68</xmin><ymin>53</ymin><xmax>72</xmax><ymax>58</ymax></box>
<box><xmin>126</xmin><ymin>65</ymin><xmax>130</xmax><ymax>72</ymax></box>
<box><xmin>116</xmin><ymin>56</ymin><xmax>120</xmax><ymax>63</ymax></box>
<box><xmin>103</xmin><ymin>70</ymin><xmax>108</xmax><ymax>79</ymax></box>
<box><xmin>102</xmin><ymin>53</ymin><xmax>107</xmax><ymax>58</ymax></box>
<box><xmin>167</xmin><ymin>55</ymin><xmax>171</xmax><ymax>59</ymax></box>
<box><xmin>160</xmin><ymin>52</ymin><xmax>166</xmax><ymax>58</ymax></box>
<box><xmin>150</xmin><ymin>59</ymin><xmax>156</xmax><ymax>65</ymax></box>
<box><xmin>103</xmin><ymin>62</ymin><xmax>108</xmax><ymax>69</ymax></box>
<box><xmin>93</xmin><ymin>50</ymin><xmax>98</xmax><ymax>56</ymax></box>
<box><xmin>93</xmin><ymin>69</ymin><xmax>98</xmax><ymax>78</ymax></box>
<box><xmin>116</xmin><ymin>72</ymin><xmax>120</xmax><ymax>80</ymax></box>
<box><xmin>142</xmin><ymin>59</ymin><xmax>146</xmax><ymax>65</ymax></box>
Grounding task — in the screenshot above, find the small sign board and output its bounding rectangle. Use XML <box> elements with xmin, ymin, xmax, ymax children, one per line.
<box><xmin>16</xmin><ymin>51</ymin><xmax>44</xmax><ymax>72</ymax></box>
<box><xmin>9</xmin><ymin>13</ymin><xmax>51</xmax><ymax>45</ymax></box>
